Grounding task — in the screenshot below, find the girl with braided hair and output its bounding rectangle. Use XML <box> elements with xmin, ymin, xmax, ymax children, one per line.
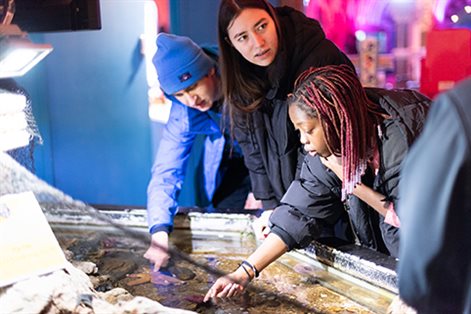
<box><xmin>290</xmin><ymin>65</ymin><xmax>391</xmax><ymax>203</ymax></box>
<box><xmin>204</xmin><ymin>65</ymin><xmax>430</xmax><ymax>303</ymax></box>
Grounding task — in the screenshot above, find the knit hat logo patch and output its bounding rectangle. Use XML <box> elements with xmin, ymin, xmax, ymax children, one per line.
<box><xmin>179</xmin><ymin>72</ymin><xmax>192</xmax><ymax>83</ymax></box>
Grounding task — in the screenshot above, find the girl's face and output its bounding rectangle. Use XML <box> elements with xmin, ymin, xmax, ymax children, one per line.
<box><xmin>289</xmin><ymin>104</ymin><xmax>332</xmax><ymax>158</ymax></box>
<box><xmin>227</xmin><ymin>8</ymin><xmax>278</xmax><ymax>67</ymax></box>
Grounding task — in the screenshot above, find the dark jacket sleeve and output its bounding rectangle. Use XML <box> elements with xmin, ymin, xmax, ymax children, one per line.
<box><xmin>269</xmin><ymin>155</ymin><xmax>345</xmax><ymax>250</ymax></box>
<box><xmin>366</xmin><ymin>88</ymin><xmax>431</xmax><ymax>207</ymax></box>
<box><xmin>398</xmin><ymin>82</ymin><xmax>471</xmax><ymax>313</ymax></box>
<box><xmin>376</xmin><ymin>119</ymin><xmax>407</xmax><ymax>205</ymax></box>
<box><xmin>232</xmin><ymin>115</ymin><xmax>279</xmax><ymax>209</ymax></box>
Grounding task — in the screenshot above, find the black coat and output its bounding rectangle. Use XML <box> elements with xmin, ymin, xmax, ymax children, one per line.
<box><xmin>269</xmin><ymin>88</ymin><xmax>431</xmax><ymax>257</ymax></box>
<box><xmin>234</xmin><ymin>7</ymin><xmax>354</xmax><ymax>209</ymax></box>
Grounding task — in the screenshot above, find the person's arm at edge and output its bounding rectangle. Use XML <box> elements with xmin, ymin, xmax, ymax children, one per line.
<box><xmin>398</xmin><ymin>89</ymin><xmax>470</xmax><ymax>312</ymax></box>
<box><xmin>145</xmin><ymin>103</ymin><xmax>195</xmax><ymax>270</ymax></box>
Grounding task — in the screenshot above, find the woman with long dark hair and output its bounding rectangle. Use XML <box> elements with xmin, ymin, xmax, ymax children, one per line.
<box><xmin>218</xmin><ymin>0</ymin><xmax>354</xmax><ymax>212</ymax></box>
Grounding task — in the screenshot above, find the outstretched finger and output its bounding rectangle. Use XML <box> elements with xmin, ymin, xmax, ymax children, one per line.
<box><xmin>227</xmin><ymin>283</ymin><xmax>241</xmax><ymax>298</ymax></box>
<box><xmin>204</xmin><ymin>286</ymin><xmax>217</xmax><ymax>303</ymax></box>
<box><xmin>217</xmin><ymin>282</ymin><xmax>234</xmax><ymax>299</ymax></box>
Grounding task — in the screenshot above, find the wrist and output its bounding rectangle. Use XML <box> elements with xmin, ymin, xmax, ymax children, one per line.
<box><xmin>235</xmin><ymin>264</ymin><xmax>253</xmax><ymax>282</ymax></box>
<box><xmin>151</xmin><ymin>231</ymin><xmax>169</xmax><ymax>243</ymax></box>
<box><xmin>240</xmin><ymin>260</ymin><xmax>259</xmax><ymax>279</ymax></box>
<box><xmin>149</xmin><ymin>224</ymin><xmax>172</xmax><ymax>234</ymax></box>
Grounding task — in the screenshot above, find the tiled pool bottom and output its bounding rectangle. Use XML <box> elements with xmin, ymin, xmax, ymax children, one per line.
<box><xmin>52</xmin><ymin>221</ymin><xmax>394</xmax><ymax>313</ymax></box>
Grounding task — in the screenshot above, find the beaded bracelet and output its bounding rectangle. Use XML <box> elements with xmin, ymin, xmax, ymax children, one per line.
<box><xmin>241</xmin><ymin>260</ymin><xmax>259</xmax><ymax>278</ymax></box>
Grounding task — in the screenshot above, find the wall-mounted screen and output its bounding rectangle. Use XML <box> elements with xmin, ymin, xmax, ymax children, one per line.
<box><xmin>9</xmin><ymin>0</ymin><xmax>101</xmax><ymax>32</ymax></box>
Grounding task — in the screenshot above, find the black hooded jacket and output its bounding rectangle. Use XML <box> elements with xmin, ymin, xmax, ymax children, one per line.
<box><xmin>269</xmin><ymin>88</ymin><xmax>431</xmax><ymax>257</ymax></box>
<box><xmin>234</xmin><ymin>7</ymin><xmax>354</xmax><ymax>209</ymax></box>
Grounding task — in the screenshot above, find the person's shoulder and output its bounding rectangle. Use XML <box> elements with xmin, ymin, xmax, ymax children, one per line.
<box><xmin>276</xmin><ymin>5</ymin><xmax>325</xmax><ymax>59</ymax></box>
<box><xmin>301</xmin><ymin>154</ymin><xmax>342</xmax><ymax>190</ymax></box>
<box><xmin>275</xmin><ymin>5</ymin><xmax>296</xmax><ymax>16</ymax></box>
<box><xmin>276</xmin><ymin>5</ymin><xmax>320</xmax><ymax>28</ymax></box>
<box><xmin>168</xmin><ymin>101</ymin><xmax>205</xmax><ymax>120</ymax></box>
<box><xmin>275</xmin><ymin>5</ymin><xmax>307</xmax><ymax>19</ymax></box>
<box><xmin>365</xmin><ymin>87</ymin><xmax>431</xmax><ymax>113</ymax></box>
<box><xmin>365</xmin><ymin>87</ymin><xmax>430</xmax><ymax>102</ymax></box>
<box><xmin>447</xmin><ymin>77</ymin><xmax>471</xmax><ymax>104</ymax></box>
<box><xmin>436</xmin><ymin>78</ymin><xmax>471</xmax><ymax>131</ymax></box>
<box><xmin>166</xmin><ymin>101</ymin><xmax>188</xmax><ymax>122</ymax></box>
<box><xmin>303</xmin><ymin>154</ymin><xmax>324</xmax><ymax>176</ymax></box>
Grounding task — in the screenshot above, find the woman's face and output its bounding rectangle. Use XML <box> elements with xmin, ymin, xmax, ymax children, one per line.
<box><xmin>289</xmin><ymin>104</ymin><xmax>332</xmax><ymax>158</ymax></box>
<box><xmin>227</xmin><ymin>8</ymin><xmax>278</xmax><ymax>67</ymax></box>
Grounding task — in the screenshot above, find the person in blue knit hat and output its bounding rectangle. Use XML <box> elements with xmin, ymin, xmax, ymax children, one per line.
<box><xmin>144</xmin><ymin>33</ymin><xmax>260</xmax><ymax>271</ymax></box>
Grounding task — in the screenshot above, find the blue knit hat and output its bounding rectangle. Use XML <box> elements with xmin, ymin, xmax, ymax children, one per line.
<box><xmin>153</xmin><ymin>33</ymin><xmax>215</xmax><ymax>95</ymax></box>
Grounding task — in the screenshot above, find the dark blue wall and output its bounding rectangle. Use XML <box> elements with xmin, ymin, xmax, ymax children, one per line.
<box><xmin>169</xmin><ymin>0</ymin><xmax>221</xmax><ymax>44</ymax></box>
<box><xmin>17</xmin><ymin>0</ymin><xmax>152</xmax><ymax>206</ymax></box>
<box><xmin>14</xmin><ymin>0</ymin><xmax>285</xmax><ymax>208</ymax></box>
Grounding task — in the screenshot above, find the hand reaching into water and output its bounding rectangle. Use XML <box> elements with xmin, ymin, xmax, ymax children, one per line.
<box><xmin>143</xmin><ymin>231</ymin><xmax>170</xmax><ymax>271</ymax></box>
<box><xmin>203</xmin><ymin>266</ymin><xmax>251</xmax><ymax>303</ymax></box>
<box><xmin>204</xmin><ymin>234</ymin><xmax>288</xmax><ymax>304</ymax></box>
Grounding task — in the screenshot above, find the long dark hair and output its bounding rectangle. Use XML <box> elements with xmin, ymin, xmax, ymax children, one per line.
<box><xmin>289</xmin><ymin>65</ymin><xmax>384</xmax><ymax>199</ymax></box>
<box><xmin>218</xmin><ymin>0</ymin><xmax>281</xmax><ymax>116</ymax></box>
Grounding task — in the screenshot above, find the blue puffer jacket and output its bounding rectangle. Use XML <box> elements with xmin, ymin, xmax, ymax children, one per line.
<box><xmin>147</xmin><ymin>101</ymin><xmax>225</xmax><ymax>234</ymax></box>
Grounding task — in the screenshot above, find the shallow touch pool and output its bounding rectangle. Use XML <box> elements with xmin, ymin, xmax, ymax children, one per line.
<box><xmin>51</xmin><ymin>211</ymin><xmax>395</xmax><ymax>314</ymax></box>
<box><xmin>1</xmin><ymin>151</ymin><xmax>395</xmax><ymax>313</ymax></box>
